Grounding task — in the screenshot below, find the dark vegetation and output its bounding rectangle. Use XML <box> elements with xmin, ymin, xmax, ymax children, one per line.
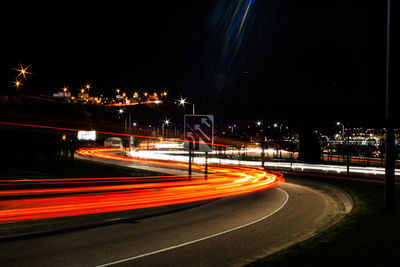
<box><xmin>248</xmin><ymin>176</ymin><xmax>400</xmax><ymax>267</ymax></box>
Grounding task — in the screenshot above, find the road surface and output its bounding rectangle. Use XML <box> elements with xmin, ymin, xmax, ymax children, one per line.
<box><xmin>0</xmin><ymin>178</ymin><xmax>351</xmax><ymax>266</ymax></box>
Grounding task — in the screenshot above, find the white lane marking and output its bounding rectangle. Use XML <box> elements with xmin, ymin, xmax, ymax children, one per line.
<box><xmin>96</xmin><ymin>187</ymin><xmax>289</xmax><ymax>267</ymax></box>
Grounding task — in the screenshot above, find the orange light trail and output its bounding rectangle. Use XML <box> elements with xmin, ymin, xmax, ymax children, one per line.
<box><xmin>0</xmin><ymin>147</ymin><xmax>284</xmax><ymax>223</ymax></box>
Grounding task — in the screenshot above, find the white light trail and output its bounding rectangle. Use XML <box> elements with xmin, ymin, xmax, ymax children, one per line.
<box><xmin>129</xmin><ymin>149</ymin><xmax>400</xmax><ymax>177</ymax></box>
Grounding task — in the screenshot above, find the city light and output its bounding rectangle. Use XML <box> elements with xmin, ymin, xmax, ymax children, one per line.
<box><xmin>12</xmin><ymin>63</ymin><xmax>32</xmax><ymax>80</ymax></box>
<box><xmin>179</xmin><ymin>98</ymin><xmax>186</xmax><ymax>106</ymax></box>
<box><xmin>12</xmin><ymin>79</ymin><xmax>22</xmax><ymax>90</ymax></box>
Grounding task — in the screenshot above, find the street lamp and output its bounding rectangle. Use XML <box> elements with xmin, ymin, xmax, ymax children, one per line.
<box><xmin>336</xmin><ymin>121</ymin><xmax>345</xmax><ymax>139</ymax></box>
<box><xmin>12</xmin><ymin>79</ymin><xmax>22</xmax><ymax>90</ymax></box>
<box><xmin>178</xmin><ymin>98</ymin><xmax>195</xmax><ymax>114</ymax></box>
<box><xmin>12</xmin><ymin>63</ymin><xmax>32</xmax><ymax>80</ymax></box>
<box><xmin>256</xmin><ymin>121</ymin><xmax>262</xmax><ymax>126</ymax></box>
<box><xmin>162</xmin><ymin>119</ymin><xmax>170</xmax><ymax>137</ymax></box>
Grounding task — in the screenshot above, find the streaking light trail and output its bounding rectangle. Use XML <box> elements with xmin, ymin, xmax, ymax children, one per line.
<box><xmin>0</xmin><ymin>121</ymin><xmax>226</xmax><ymax>148</ymax></box>
<box><xmin>206</xmin><ymin>0</ymin><xmax>255</xmax><ymax>98</ymax></box>
<box><xmin>0</xmin><ymin>147</ymin><xmax>283</xmax><ymax>223</ymax></box>
<box><xmin>127</xmin><ymin>149</ymin><xmax>400</xmax><ymax>177</ymax></box>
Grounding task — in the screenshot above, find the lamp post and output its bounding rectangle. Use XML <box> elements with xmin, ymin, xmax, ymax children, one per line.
<box><xmin>337</xmin><ymin>121</ymin><xmax>344</xmax><ymax>140</ymax></box>
<box><xmin>162</xmin><ymin>119</ymin><xmax>170</xmax><ymax>137</ymax></box>
<box><xmin>178</xmin><ymin>98</ymin><xmax>195</xmax><ymax>115</ymax></box>
<box><xmin>178</xmin><ymin>98</ymin><xmax>195</xmax><ymax>176</ymax></box>
<box><xmin>385</xmin><ymin>0</ymin><xmax>395</xmax><ymax>212</ymax></box>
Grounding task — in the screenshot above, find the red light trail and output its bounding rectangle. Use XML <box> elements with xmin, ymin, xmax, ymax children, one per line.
<box><xmin>0</xmin><ymin>147</ymin><xmax>284</xmax><ymax>223</ymax></box>
<box><xmin>0</xmin><ymin>121</ymin><xmax>226</xmax><ymax>148</ymax></box>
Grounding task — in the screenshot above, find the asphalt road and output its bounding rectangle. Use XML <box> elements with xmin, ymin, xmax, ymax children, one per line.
<box><xmin>0</xmin><ymin>179</ymin><xmax>351</xmax><ymax>267</ymax></box>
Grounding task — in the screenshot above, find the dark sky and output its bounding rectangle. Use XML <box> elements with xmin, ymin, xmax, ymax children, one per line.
<box><xmin>1</xmin><ymin>1</ymin><xmax>398</xmax><ymax>126</ymax></box>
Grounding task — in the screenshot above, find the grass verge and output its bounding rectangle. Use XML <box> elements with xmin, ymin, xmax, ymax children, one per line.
<box><xmin>248</xmin><ymin>176</ymin><xmax>400</xmax><ymax>266</ymax></box>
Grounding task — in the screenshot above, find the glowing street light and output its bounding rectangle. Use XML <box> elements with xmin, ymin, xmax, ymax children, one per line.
<box><xmin>118</xmin><ymin>108</ymin><xmax>124</xmax><ymax>114</ymax></box>
<box><xmin>12</xmin><ymin>79</ymin><xmax>22</xmax><ymax>90</ymax></box>
<box><xmin>178</xmin><ymin>97</ymin><xmax>195</xmax><ymax>114</ymax></box>
<box><xmin>256</xmin><ymin>121</ymin><xmax>262</xmax><ymax>126</ymax></box>
<box><xmin>162</xmin><ymin>119</ymin><xmax>170</xmax><ymax>137</ymax></box>
<box><xmin>336</xmin><ymin>121</ymin><xmax>345</xmax><ymax>139</ymax></box>
<box><xmin>12</xmin><ymin>64</ymin><xmax>32</xmax><ymax>80</ymax></box>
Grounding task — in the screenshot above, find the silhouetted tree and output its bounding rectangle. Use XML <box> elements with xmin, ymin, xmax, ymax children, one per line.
<box><xmin>298</xmin><ymin>126</ymin><xmax>321</xmax><ymax>163</ymax></box>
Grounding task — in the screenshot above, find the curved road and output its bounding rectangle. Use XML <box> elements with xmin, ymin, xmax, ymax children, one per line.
<box><xmin>0</xmin><ymin>179</ymin><xmax>351</xmax><ymax>266</ymax></box>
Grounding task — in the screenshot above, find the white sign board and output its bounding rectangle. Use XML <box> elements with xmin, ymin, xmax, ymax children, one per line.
<box><xmin>184</xmin><ymin>114</ymin><xmax>214</xmax><ymax>152</ymax></box>
<box><xmin>78</xmin><ymin>131</ymin><xmax>96</xmax><ymax>141</ymax></box>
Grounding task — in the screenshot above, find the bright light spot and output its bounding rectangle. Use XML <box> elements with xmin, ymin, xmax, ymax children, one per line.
<box><xmin>77</xmin><ymin>131</ymin><xmax>96</xmax><ymax>141</ymax></box>
<box><xmin>12</xmin><ymin>64</ymin><xmax>32</xmax><ymax>79</ymax></box>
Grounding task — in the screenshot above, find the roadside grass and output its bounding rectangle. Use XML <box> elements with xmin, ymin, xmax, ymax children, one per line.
<box><xmin>248</xmin><ymin>177</ymin><xmax>400</xmax><ymax>266</ymax></box>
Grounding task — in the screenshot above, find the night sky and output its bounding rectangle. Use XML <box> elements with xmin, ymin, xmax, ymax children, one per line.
<box><xmin>1</xmin><ymin>1</ymin><xmax>399</xmax><ymax>126</ymax></box>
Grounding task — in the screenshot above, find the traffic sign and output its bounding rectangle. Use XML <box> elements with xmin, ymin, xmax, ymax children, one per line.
<box><xmin>184</xmin><ymin>114</ymin><xmax>214</xmax><ymax>152</ymax></box>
